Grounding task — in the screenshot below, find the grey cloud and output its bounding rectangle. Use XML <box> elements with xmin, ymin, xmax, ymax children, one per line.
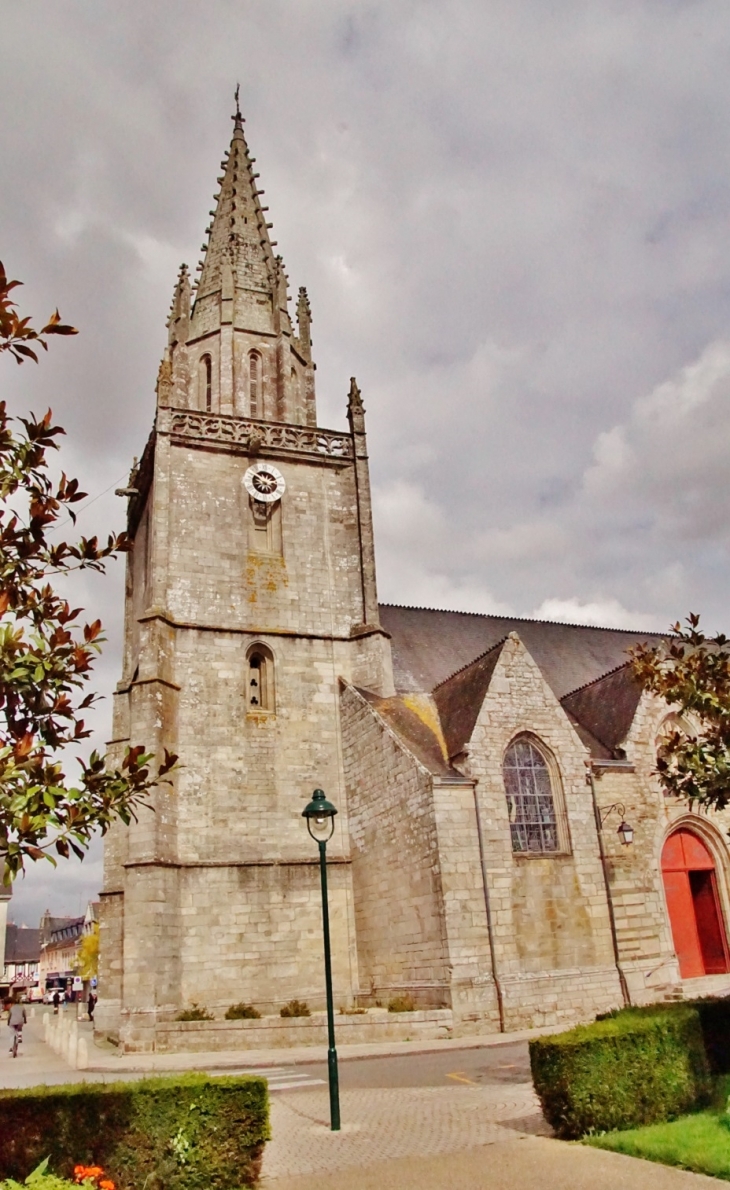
<box><xmin>3</xmin><ymin>0</ymin><xmax>730</xmax><ymax>918</ymax></box>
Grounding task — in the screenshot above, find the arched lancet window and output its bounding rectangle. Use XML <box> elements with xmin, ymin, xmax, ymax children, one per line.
<box><xmin>199</xmin><ymin>354</ymin><xmax>212</xmax><ymax>412</ymax></box>
<box><xmin>249</xmin><ymin>351</ymin><xmax>262</xmax><ymax>418</ymax></box>
<box><xmin>503</xmin><ymin>736</ymin><xmax>561</xmax><ymax>854</ymax></box>
<box><xmin>247</xmin><ymin>644</ymin><xmax>274</xmax><ymax>713</ymax></box>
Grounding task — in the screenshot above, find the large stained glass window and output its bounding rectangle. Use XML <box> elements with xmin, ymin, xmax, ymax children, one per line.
<box><xmin>503</xmin><ymin>737</ymin><xmax>559</xmax><ymax>854</ymax></box>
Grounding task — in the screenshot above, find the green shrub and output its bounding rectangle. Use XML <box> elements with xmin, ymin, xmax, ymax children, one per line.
<box><xmin>688</xmin><ymin>997</ymin><xmax>730</xmax><ymax>1074</ymax></box>
<box><xmin>1</xmin><ymin>1158</ymin><xmax>78</xmax><ymax>1190</ymax></box>
<box><xmin>388</xmin><ymin>993</ymin><xmax>416</xmax><ymax>1013</ymax></box>
<box><xmin>530</xmin><ymin>1007</ymin><xmax>711</xmax><ymax>1139</ymax></box>
<box><xmin>0</xmin><ymin>1074</ymin><xmax>269</xmax><ymax>1190</ymax></box>
<box><xmin>280</xmin><ymin>999</ymin><xmax>310</xmax><ymax>1018</ymax></box>
<box><xmin>224</xmin><ymin>1003</ymin><xmax>261</xmax><ymax>1021</ymax></box>
<box><xmin>596</xmin><ymin>996</ymin><xmax>730</xmax><ymax>1076</ymax></box>
<box><xmin>175</xmin><ymin>1004</ymin><xmax>213</xmax><ymax>1022</ymax></box>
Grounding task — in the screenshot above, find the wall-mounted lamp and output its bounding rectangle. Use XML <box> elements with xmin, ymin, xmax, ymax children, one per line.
<box><xmin>599</xmin><ymin>802</ymin><xmax>634</xmax><ymax>846</ymax></box>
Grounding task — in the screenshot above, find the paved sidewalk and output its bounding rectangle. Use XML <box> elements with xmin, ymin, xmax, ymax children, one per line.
<box><xmin>0</xmin><ymin>1014</ymin><xmax>83</xmax><ymax>1090</ymax></box>
<box><xmin>260</xmin><ymin>1083</ymin><xmax>720</xmax><ymax>1187</ymax></box>
<box><xmin>261</xmin><ymin>1083</ymin><xmax>549</xmax><ymax>1180</ymax></box>
<box><xmin>263</xmin><ymin>1135</ymin><xmax>723</xmax><ymax>1189</ymax></box>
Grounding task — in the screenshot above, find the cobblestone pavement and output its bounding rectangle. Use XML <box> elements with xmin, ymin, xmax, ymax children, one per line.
<box><xmin>261</xmin><ymin>1082</ymin><xmax>550</xmax><ymax>1181</ymax></box>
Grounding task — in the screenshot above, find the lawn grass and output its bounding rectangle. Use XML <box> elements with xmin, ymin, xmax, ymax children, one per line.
<box><xmin>586</xmin><ymin>1075</ymin><xmax>730</xmax><ymax>1181</ymax></box>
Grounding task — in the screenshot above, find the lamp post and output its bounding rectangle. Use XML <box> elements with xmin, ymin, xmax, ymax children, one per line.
<box><xmin>302</xmin><ymin>788</ymin><xmax>340</xmax><ymax>1132</ymax></box>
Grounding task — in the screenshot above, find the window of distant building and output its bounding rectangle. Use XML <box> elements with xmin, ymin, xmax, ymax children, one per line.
<box><xmin>503</xmin><ymin>735</ymin><xmax>568</xmax><ymax>854</ymax></box>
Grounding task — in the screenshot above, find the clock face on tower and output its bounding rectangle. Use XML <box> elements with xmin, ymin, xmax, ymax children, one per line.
<box><xmin>243</xmin><ymin>462</ymin><xmax>286</xmax><ymax>503</ymax></box>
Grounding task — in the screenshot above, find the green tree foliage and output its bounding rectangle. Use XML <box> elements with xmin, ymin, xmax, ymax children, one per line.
<box><xmin>0</xmin><ymin>263</ymin><xmax>175</xmax><ymax>882</ymax></box>
<box><xmin>76</xmin><ymin>925</ymin><xmax>99</xmax><ymax>981</ymax></box>
<box><xmin>632</xmin><ymin>614</ymin><xmax>730</xmax><ymax>812</ymax></box>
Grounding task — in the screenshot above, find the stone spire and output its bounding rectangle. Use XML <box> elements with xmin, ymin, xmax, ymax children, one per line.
<box><xmin>189</xmin><ymin>99</ymin><xmax>282</xmax><ymax>338</ymax></box>
<box><xmin>163</xmin><ymin>98</ymin><xmax>316</xmax><ymax>424</ymax></box>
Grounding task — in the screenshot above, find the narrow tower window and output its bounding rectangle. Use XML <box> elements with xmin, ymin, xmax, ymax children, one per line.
<box><xmin>249</xmin><ymin>351</ymin><xmax>262</xmax><ymax>418</ymax></box>
<box><xmin>200</xmin><ymin>354</ymin><xmax>212</xmax><ymax>412</ymax></box>
<box><xmin>247</xmin><ymin>645</ymin><xmax>274</xmax><ymax>713</ymax></box>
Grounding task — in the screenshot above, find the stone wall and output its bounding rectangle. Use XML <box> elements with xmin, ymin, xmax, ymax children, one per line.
<box><xmin>342</xmin><ymin>684</ymin><xmax>452</xmax><ymax>1007</ymax></box>
<box><xmin>598</xmin><ymin>691</ymin><xmax>730</xmax><ymax>1004</ymax></box>
<box><xmin>461</xmin><ymin>635</ymin><xmax>624</xmax><ymax>1029</ymax></box>
<box><xmin>342</xmin><ymin>684</ymin><xmax>500</xmax><ymax>1026</ymax></box>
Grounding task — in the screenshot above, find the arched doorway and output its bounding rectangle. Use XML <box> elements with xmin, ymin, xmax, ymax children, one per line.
<box><xmin>662</xmin><ymin>829</ymin><xmax>730</xmax><ymax>978</ymax></box>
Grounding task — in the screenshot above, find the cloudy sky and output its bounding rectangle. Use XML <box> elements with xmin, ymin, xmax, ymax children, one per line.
<box><xmin>3</xmin><ymin>0</ymin><xmax>730</xmax><ymax>921</ymax></box>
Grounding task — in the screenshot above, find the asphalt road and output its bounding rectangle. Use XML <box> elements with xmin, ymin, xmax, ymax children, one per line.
<box><xmin>293</xmin><ymin>1040</ymin><xmax>532</xmax><ymax>1089</ymax></box>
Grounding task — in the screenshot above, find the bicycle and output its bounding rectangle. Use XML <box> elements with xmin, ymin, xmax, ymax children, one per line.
<box><xmin>10</xmin><ymin>1024</ymin><xmax>22</xmax><ymax>1058</ymax></box>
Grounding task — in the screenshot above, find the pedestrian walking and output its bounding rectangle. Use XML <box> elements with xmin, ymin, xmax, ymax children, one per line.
<box><xmin>88</xmin><ymin>991</ymin><xmax>96</xmax><ymax>1022</ymax></box>
<box><xmin>52</xmin><ymin>990</ymin><xmax>60</xmax><ymax>1015</ymax></box>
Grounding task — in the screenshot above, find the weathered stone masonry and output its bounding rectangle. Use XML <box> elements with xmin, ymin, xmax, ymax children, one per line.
<box><xmin>99</xmin><ymin>106</ymin><xmax>730</xmax><ymax>1052</ymax></box>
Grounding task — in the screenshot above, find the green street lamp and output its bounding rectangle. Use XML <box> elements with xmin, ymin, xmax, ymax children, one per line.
<box><xmin>302</xmin><ymin>788</ymin><xmax>341</xmax><ymax>1132</ymax></box>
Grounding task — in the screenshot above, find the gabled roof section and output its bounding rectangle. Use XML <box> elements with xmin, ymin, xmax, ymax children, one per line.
<box><xmin>432</xmin><ymin>640</ymin><xmax>506</xmax><ymax>760</ymax></box>
<box><xmin>355</xmin><ymin>689</ymin><xmax>465</xmax><ymax>780</ymax></box>
<box><xmin>379</xmin><ymin>604</ymin><xmax>665</xmax><ymax>700</ymax></box>
<box><xmin>4</xmin><ymin>925</ymin><xmax>41</xmax><ymax>965</ymax></box>
<box><xmin>561</xmin><ymin>662</ymin><xmax>643</xmax><ymax>754</ymax></box>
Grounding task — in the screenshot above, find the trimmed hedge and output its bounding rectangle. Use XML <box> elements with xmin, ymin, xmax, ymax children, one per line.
<box><xmin>530</xmin><ymin>1007</ymin><xmax>711</xmax><ymax>1139</ymax></box>
<box><xmin>689</xmin><ymin>997</ymin><xmax>730</xmax><ymax>1074</ymax></box>
<box><xmin>595</xmin><ymin>997</ymin><xmax>730</xmax><ymax>1075</ymax></box>
<box><xmin>0</xmin><ymin>1074</ymin><xmax>269</xmax><ymax>1190</ymax></box>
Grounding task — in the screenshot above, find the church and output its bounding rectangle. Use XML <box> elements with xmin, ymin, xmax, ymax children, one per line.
<box><xmin>98</xmin><ymin>105</ymin><xmax>730</xmax><ymax>1052</ymax></box>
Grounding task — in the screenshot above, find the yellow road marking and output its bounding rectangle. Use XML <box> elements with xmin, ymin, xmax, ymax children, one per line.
<box><xmin>446</xmin><ymin>1071</ymin><xmax>478</xmax><ymax>1086</ymax></box>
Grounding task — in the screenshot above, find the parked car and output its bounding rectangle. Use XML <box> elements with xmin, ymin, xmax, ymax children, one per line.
<box><xmin>43</xmin><ymin>989</ymin><xmax>65</xmax><ymax>1005</ymax></box>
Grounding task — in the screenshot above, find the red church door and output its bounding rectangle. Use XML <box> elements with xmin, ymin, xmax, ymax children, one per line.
<box><xmin>661</xmin><ymin>830</ymin><xmax>730</xmax><ymax>978</ymax></box>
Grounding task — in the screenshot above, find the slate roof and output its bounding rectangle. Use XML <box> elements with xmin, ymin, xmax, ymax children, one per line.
<box><xmin>380</xmin><ymin>604</ymin><xmax>665</xmax><ymax>701</ymax></box>
<box><xmin>39</xmin><ymin>913</ymin><xmax>80</xmax><ymax>946</ymax></box>
<box><xmin>432</xmin><ymin>641</ymin><xmax>506</xmax><ymax>760</ymax></box>
<box><xmin>49</xmin><ymin>916</ymin><xmax>85</xmax><ymax>945</ymax></box>
<box><xmin>4</xmin><ymin>925</ymin><xmax>41</xmax><ymax>965</ymax></box>
<box><xmin>561</xmin><ymin>663</ymin><xmax>644</xmax><ymax>754</ymax></box>
<box><xmin>355</xmin><ymin>689</ymin><xmax>464</xmax><ymax>779</ymax></box>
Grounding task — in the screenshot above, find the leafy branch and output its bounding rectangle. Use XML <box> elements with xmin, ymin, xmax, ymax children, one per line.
<box><xmin>0</xmin><ymin>263</ymin><xmax>176</xmax><ymax>881</ymax></box>
<box><xmin>631</xmin><ymin>613</ymin><xmax>730</xmax><ymax>812</ymax></box>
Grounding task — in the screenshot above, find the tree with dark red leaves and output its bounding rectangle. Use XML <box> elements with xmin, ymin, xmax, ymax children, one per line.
<box><xmin>0</xmin><ymin>263</ymin><xmax>175</xmax><ymax>882</ymax></box>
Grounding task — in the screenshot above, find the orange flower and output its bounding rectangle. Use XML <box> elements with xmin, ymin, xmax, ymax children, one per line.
<box><xmin>73</xmin><ymin>1164</ymin><xmax>108</xmax><ymax>1187</ymax></box>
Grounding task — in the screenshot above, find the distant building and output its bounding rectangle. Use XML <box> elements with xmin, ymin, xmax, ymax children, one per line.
<box><xmin>39</xmin><ymin>911</ymin><xmax>84</xmax><ymax>996</ymax></box>
<box><xmin>1</xmin><ymin>924</ymin><xmax>41</xmax><ymax>998</ymax></box>
<box><xmin>37</xmin><ymin>902</ymin><xmax>100</xmax><ymax>996</ymax></box>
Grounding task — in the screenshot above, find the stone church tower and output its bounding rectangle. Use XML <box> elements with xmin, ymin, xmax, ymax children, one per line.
<box><xmin>98</xmin><ymin>106</ymin><xmax>393</xmax><ymax>1049</ymax></box>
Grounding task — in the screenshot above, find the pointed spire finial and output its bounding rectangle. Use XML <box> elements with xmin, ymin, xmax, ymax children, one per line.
<box><xmin>233</xmin><ymin>83</ymin><xmax>243</xmax><ymax>124</ymax></box>
<box><xmin>348</xmin><ymin>377</ymin><xmax>363</xmax><ymax>409</ymax></box>
<box><xmin>347</xmin><ymin>376</ymin><xmax>366</xmax><ymax>437</ymax></box>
